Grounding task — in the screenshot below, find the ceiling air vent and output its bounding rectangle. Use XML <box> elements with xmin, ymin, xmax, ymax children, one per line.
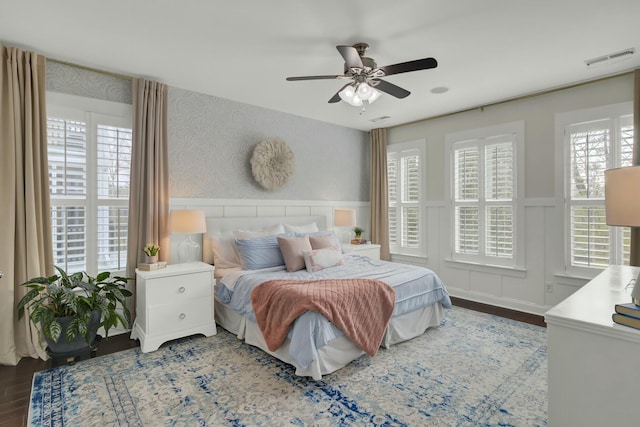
<box><xmin>370</xmin><ymin>116</ymin><xmax>391</xmax><ymax>123</ymax></box>
<box><xmin>585</xmin><ymin>48</ymin><xmax>635</xmax><ymax>67</ymax></box>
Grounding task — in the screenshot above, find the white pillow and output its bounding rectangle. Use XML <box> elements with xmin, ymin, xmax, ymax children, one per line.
<box><xmin>284</xmin><ymin>222</ymin><xmax>318</xmax><ymax>233</ymax></box>
<box><xmin>232</xmin><ymin>224</ymin><xmax>285</xmax><ymax>239</ymax></box>
<box><xmin>303</xmin><ymin>246</ymin><xmax>344</xmax><ymax>272</ymax></box>
<box><xmin>210</xmin><ymin>232</ymin><xmax>242</xmax><ymax>269</ymax></box>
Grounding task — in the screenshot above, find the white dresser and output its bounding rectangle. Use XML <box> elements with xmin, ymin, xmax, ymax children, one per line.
<box><xmin>545</xmin><ymin>265</ymin><xmax>640</xmax><ymax>427</ymax></box>
<box><xmin>341</xmin><ymin>243</ymin><xmax>381</xmax><ymax>260</ymax></box>
<box><xmin>131</xmin><ymin>262</ymin><xmax>216</xmax><ymax>352</ymax></box>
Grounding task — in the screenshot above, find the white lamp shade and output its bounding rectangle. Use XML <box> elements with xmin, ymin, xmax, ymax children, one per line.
<box><xmin>605</xmin><ymin>166</ymin><xmax>640</xmax><ymax>227</ymax></box>
<box><xmin>334</xmin><ymin>208</ymin><xmax>356</xmax><ymax>227</ymax></box>
<box><xmin>169</xmin><ymin>209</ymin><xmax>207</xmax><ymax>234</ymax></box>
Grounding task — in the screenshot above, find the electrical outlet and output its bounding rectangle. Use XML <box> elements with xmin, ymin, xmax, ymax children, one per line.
<box><xmin>545</xmin><ymin>282</ymin><xmax>553</xmax><ymax>293</ymax></box>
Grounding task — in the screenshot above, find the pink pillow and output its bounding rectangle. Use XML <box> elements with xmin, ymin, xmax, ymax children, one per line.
<box><xmin>309</xmin><ymin>234</ymin><xmax>336</xmax><ymax>250</ymax></box>
<box><xmin>277</xmin><ymin>235</ymin><xmax>312</xmax><ymax>272</ymax></box>
<box><xmin>303</xmin><ymin>246</ymin><xmax>344</xmax><ymax>272</ymax></box>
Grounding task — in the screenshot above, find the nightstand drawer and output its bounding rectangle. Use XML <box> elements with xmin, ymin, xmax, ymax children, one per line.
<box><xmin>146</xmin><ymin>271</ymin><xmax>211</xmax><ymax>305</ymax></box>
<box><xmin>148</xmin><ymin>298</ymin><xmax>212</xmax><ymax>334</ymax></box>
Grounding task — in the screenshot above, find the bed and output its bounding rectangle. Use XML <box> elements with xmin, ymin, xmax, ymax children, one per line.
<box><xmin>203</xmin><ymin>215</ymin><xmax>451</xmax><ymax>380</ymax></box>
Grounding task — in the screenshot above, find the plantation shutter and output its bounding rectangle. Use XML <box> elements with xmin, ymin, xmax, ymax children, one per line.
<box><xmin>485</xmin><ymin>142</ymin><xmax>514</xmax><ymax>258</ymax></box>
<box><xmin>568</xmin><ymin>116</ymin><xmax>634</xmax><ymax>268</ymax></box>
<box><xmin>387</xmin><ymin>152</ymin><xmax>398</xmax><ymax>247</ymax></box>
<box><xmin>48</xmin><ymin>111</ymin><xmax>132</xmax><ymax>274</ymax></box>
<box><xmin>454</xmin><ymin>146</ymin><xmax>479</xmax><ymax>254</ymax></box>
<box><xmin>387</xmin><ymin>143</ymin><xmax>424</xmax><ymax>255</ymax></box>
<box><xmin>401</xmin><ymin>151</ymin><xmax>420</xmax><ymax>248</ymax></box>
<box><xmin>96</xmin><ymin>124</ymin><xmax>132</xmax><ymax>271</ymax></box>
<box><xmin>452</xmin><ymin>136</ymin><xmax>515</xmax><ymax>262</ymax></box>
<box><xmin>48</xmin><ymin>117</ymin><xmax>88</xmax><ymax>272</ymax></box>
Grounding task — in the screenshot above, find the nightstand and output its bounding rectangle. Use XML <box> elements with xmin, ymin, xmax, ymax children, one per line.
<box><xmin>130</xmin><ymin>262</ymin><xmax>216</xmax><ymax>353</ymax></box>
<box><xmin>341</xmin><ymin>243</ymin><xmax>381</xmax><ymax>260</ymax></box>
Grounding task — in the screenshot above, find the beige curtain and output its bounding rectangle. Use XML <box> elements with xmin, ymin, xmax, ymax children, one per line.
<box><xmin>370</xmin><ymin>128</ymin><xmax>390</xmax><ymax>261</ymax></box>
<box><xmin>126</xmin><ymin>79</ymin><xmax>170</xmax><ymax>315</ymax></box>
<box><xmin>0</xmin><ymin>44</ymin><xmax>52</xmax><ymax>365</ymax></box>
<box><xmin>630</xmin><ymin>69</ymin><xmax>640</xmax><ymax>266</ymax></box>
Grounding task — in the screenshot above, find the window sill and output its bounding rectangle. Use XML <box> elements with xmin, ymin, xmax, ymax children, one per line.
<box><xmin>444</xmin><ymin>259</ymin><xmax>527</xmax><ymax>278</ymax></box>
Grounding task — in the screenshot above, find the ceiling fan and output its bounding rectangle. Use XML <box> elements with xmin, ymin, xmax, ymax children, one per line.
<box><xmin>286</xmin><ymin>43</ymin><xmax>438</xmax><ymax>107</ymax></box>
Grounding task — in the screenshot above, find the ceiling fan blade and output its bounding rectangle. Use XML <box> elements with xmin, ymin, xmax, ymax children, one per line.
<box><xmin>328</xmin><ymin>84</ymin><xmax>351</xmax><ymax>103</ymax></box>
<box><xmin>377</xmin><ymin>57</ymin><xmax>438</xmax><ymax>76</ymax></box>
<box><xmin>286</xmin><ymin>75</ymin><xmax>342</xmax><ymax>81</ymax></box>
<box><xmin>371</xmin><ymin>79</ymin><xmax>411</xmax><ymax>99</ymax></box>
<box><xmin>336</xmin><ymin>45</ymin><xmax>364</xmax><ymax>69</ymax></box>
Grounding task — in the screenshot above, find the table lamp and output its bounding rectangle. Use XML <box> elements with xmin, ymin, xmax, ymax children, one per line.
<box><xmin>334</xmin><ymin>208</ymin><xmax>356</xmax><ymax>244</ymax></box>
<box><xmin>605</xmin><ymin>165</ymin><xmax>640</xmax><ymax>305</ymax></box>
<box><xmin>169</xmin><ymin>209</ymin><xmax>207</xmax><ymax>263</ymax></box>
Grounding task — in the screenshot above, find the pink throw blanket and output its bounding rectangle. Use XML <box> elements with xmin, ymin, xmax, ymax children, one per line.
<box><xmin>251</xmin><ymin>278</ymin><xmax>396</xmax><ymax>357</ymax></box>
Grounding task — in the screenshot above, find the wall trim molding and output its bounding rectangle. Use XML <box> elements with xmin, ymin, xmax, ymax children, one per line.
<box><xmin>171</xmin><ymin>198</ymin><xmax>370</xmax><ymax>208</ymax></box>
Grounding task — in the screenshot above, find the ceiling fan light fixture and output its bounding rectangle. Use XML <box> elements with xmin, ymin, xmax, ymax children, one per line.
<box><xmin>339</xmin><ymin>84</ymin><xmax>363</xmax><ymax>106</ymax></box>
<box><xmin>356</xmin><ymin>82</ymin><xmax>374</xmax><ymax>100</ymax></box>
<box><xmin>339</xmin><ymin>83</ymin><xmax>381</xmax><ymax>107</ymax></box>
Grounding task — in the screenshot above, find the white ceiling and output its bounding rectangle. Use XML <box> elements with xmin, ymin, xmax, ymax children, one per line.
<box><xmin>2</xmin><ymin>0</ymin><xmax>640</xmax><ymax>131</ymax></box>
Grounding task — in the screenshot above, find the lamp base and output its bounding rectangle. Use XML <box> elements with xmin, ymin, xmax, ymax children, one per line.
<box><xmin>178</xmin><ymin>235</ymin><xmax>200</xmax><ymax>263</ymax></box>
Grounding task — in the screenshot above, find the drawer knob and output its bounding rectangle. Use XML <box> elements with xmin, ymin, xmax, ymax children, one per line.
<box><xmin>178</xmin><ymin>286</ymin><xmax>186</xmax><ymax>293</ymax></box>
<box><xmin>179</xmin><ymin>313</ymin><xmax>186</xmax><ymax>320</ymax></box>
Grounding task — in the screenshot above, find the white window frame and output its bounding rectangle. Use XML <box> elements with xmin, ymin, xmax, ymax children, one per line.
<box><xmin>47</xmin><ymin>92</ymin><xmax>132</xmax><ymax>276</ymax></box>
<box><xmin>387</xmin><ymin>139</ymin><xmax>426</xmax><ymax>257</ymax></box>
<box><xmin>555</xmin><ymin>101</ymin><xmax>633</xmax><ymax>278</ymax></box>
<box><xmin>445</xmin><ymin>121</ymin><xmax>525</xmax><ymax>269</ymax></box>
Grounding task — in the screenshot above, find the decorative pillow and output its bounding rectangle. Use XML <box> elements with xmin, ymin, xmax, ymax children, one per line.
<box><xmin>284</xmin><ymin>222</ymin><xmax>319</xmax><ymax>233</ymax></box>
<box><xmin>308</xmin><ymin>234</ymin><xmax>337</xmax><ymax>250</ymax></box>
<box><xmin>235</xmin><ymin>234</ymin><xmax>287</xmax><ymax>270</ymax></box>
<box><xmin>277</xmin><ymin>235</ymin><xmax>312</xmax><ymax>272</ymax></box>
<box><xmin>303</xmin><ymin>246</ymin><xmax>344</xmax><ymax>272</ymax></box>
<box><xmin>232</xmin><ymin>224</ymin><xmax>285</xmax><ymax>240</ymax></box>
<box><xmin>297</xmin><ymin>231</ymin><xmax>341</xmax><ymax>249</ymax></box>
<box><xmin>210</xmin><ymin>232</ymin><xmax>242</xmax><ymax>268</ymax></box>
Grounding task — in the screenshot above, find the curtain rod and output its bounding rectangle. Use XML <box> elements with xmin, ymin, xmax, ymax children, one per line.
<box><xmin>392</xmin><ymin>70</ymin><xmax>635</xmax><ymax>128</ymax></box>
<box><xmin>48</xmin><ymin>57</ymin><xmax>133</xmax><ymax>81</ymax></box>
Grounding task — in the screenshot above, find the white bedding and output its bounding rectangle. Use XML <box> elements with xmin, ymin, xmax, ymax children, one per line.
<box><xmin>204</xmin><ymin>215</ymin><xmax>451</xmax><ymax>379</ymax></box>
<box><xmin>215</xmin><ymin>253</ymin><xmax>451</xmax><ymax>376</ymax></box>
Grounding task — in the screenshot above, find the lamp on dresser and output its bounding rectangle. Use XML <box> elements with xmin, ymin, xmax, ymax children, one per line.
<box><xmin>169</xmin><ymin>209</ymin><xmax>207</xmax><ymax>263</ymax></box>
<box><xmin>605</xmin><ymin>165</ymin><xmax>640</xmax><ymax>305</ymax></box>
<box><xmin>334</xmin><ymin>208</ymin><xmax>356</xmax><ymax>244</ymax></box>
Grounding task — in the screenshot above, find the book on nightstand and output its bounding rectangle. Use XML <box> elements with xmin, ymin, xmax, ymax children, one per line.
<box><xmin>137</xmin><ymin>261</ymin><xmax>167</xmax><ymax>271</ymax></box>
<box><xmin>612</xmin><ymin>313</ymin><xmax>640</xmax><ymax>330</ymax></box>
<box><xmin>614</xmin><ymin>303</ymin><xmax>640</xmax><ymax>320</ymax></box>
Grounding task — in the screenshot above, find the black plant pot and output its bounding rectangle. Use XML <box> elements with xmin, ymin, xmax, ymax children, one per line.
<box><xmin>44</xmin><ymin>310</ymin><xmax>101</xmax><ymax>354</ymax></box>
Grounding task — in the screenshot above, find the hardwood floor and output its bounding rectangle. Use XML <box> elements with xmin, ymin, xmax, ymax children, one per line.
<box><xmin>0</xmin><ymin>301</ymin><xmax>545</xmax><ymax>427</ymax></box>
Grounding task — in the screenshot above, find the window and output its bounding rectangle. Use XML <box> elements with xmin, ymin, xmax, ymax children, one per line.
<box><xmin>447</xmin><ymin>121</ymin><xmax>524</xmax><ymax>267</ymax></box>
<box><xmin>558</xmin><ymin>102</ymin><xmax>633</xmax><ymax>272</ymax></box>
<box><xmin>47</xmin><ymin>93</ymin><xmax>132</xmax><ymax>275</ymax></box>
<box><xmin>387</xmin><ymin>140</ymin><xmax>425</xmax><ymax>256</ymax></box>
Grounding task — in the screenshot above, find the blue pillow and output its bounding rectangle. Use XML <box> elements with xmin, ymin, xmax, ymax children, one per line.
<box><xmin>235</xmin><ymin>234</ymin><xmax>290</xmax><ymax>270</ymax></box>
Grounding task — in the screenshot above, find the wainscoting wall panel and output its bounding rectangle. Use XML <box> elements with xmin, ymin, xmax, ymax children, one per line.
<box><xmin>169</xmin><ymin>198</ymin><xmax>370</xmax><ymax>265</ymax></box>
<box><xmin>172</xmin><ymin>197</ymin><xmax>590</xmax><ymax>316</ymax></box>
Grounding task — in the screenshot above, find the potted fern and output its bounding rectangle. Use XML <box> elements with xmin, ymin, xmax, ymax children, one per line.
<box><xmin>17</xmin><ymin>266</ymin><xmax>132</xmax><ymax>354</ymax></box>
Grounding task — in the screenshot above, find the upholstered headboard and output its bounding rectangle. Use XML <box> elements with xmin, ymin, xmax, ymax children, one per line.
<box><xmin>202</xmin><ymin>215</ymin><xmax>327</xmax><ymax>265</ymax></box>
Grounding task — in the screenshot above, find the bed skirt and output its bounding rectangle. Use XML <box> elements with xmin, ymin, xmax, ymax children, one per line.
<box><xmin>214</xmin><ymin>296</ymin><xmax>446</xmax><ymax>380</ymax></box>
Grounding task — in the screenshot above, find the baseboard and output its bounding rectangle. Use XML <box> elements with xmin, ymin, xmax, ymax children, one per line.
<box><xmin>450</xmin><ymin>297</ymin><xmax>546</xmax><ymax>327</ymax></box>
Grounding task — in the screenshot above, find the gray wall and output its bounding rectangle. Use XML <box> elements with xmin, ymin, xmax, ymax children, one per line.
<box><xmin>46</xmin><ymin>62</ymin><xmax>370</xmax><ymax>202</ymax></box>
<box><xmin>167</xmin><ymin>87</ymin><xmax>369</xmax><ymax>200</ymax></box>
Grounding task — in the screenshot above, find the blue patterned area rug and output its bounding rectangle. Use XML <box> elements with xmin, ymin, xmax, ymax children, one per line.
<box><xmin>29</xmin><ymin>306</ymin><xmax>547</xmax><ymax>426</ymax></box>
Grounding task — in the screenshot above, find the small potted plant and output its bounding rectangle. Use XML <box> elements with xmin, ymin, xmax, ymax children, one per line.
<box><xmin>143</xmin><ymin>243</ymin><xmax>160</xmax><ymax>263</ymax></box>
<box><xmin>353</xmin><ymin>226</ymin><xmax>365</xmax><ymax>243</ymax></box>
<box><xmin>17</xmin><ymin>266</ymin><xmax>132</xmax><ymax>354</ymax></box>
